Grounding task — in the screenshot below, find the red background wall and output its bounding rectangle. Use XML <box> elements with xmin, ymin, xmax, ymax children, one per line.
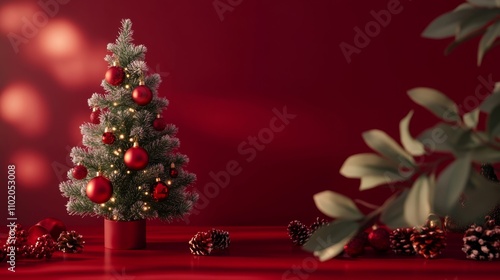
<box><xmin>0</xmin><ymin>0</ymin><xmax>495</xmax><ymax>228</ymax></box>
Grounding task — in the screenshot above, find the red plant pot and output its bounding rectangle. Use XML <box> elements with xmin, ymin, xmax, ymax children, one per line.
<box><xmin>104</xmin><ymin>219</ymin><xmax>146</xmax><ymax>249</ymax></box>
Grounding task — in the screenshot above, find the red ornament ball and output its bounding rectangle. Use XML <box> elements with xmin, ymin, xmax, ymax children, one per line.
<box><xmin>90</xmin><ymin>109</ymin><xmax>101</xmax><ymax>124</ymax></box>
<box><xmin>132</xmin><ymin>85</ymin><xmax>153</xmax><ymax>106</ymax></box>
<box><xmin>368</xmin><ymin>227</ymin><xmax>391</xmax><ymax>252</ymax></box>
<box><xmin>102</xmin><ymin>132</ymin><xmax>116</xmax><ymax>145</ymax></box>
<box><xmin>105</xmin><ymin>66</ymin><xmax>125</xmax><ymax>86</ymax></box>
<box><xmin>72</xmin><ymin>165</ymin><xmax>88</xmax><ymax>180</ymax></box>
<box><xmin>124</xmin><ymin>145</ymin><xmax>149</xmax><ymax>170</ymax></box>
<box><xmin>153</xmin><ymin>116</ymin><xmax>166</xmax><ymax>131</ymax></box>
<box><xmin>344</xmin><ymin>236</ymin><xmax>366</xmax><ymax>257</ymax></box>
<box><xmin>151</xmin><ymin>181</ymin><xmax>169</xmax><ymax>202</ymax></box>
<box><xmin>36</xmin><ymin>218</ymin><xmax>67</xmax><ymax>240</ymax></box>
<box><xmin>86</xmin><ymin>175</ymin><xmax>113</xmax><ymax>204</ymax></box>
<box><xmin>169</xmin><ymin>168</ymin><xmax>178</xmax><ymax>178</ymax></box>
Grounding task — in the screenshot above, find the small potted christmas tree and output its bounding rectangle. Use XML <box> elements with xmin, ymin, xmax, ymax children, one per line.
<box><xmin>59</xmin><ymin>19</ymin><xmax>197</xmax><ymax>249</ymax></box>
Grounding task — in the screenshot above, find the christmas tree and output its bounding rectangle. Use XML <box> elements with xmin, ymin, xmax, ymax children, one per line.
<box><xmin>59</xmin><ymin>19</ymin><xmax>197</xmax><ymax>223</ymax></box>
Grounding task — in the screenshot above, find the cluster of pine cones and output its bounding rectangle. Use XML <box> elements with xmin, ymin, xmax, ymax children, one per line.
<box><xmin>390</xmin><ymin>224</ymin><xmax>446</xmax><ymax>259</ymax></box>
<box><xmin>287</xmin><ymin>217</ymin><xmax>329</xmax><ymax>246</ymax></box>
<box><xmin>189</xmin><ymin>228</ymin><xmax>230</xmax><ymax>256</ymax></box>
<box><xmin>0</xmin><ymin>224</ymin><xmax>84</xmax><ymax>261</ymax></box>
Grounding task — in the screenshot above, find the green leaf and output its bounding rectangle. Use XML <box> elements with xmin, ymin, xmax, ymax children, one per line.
<box><xmin>434</xmin><ymin>155</ymin><xmax>471</xmax><ymax>215</ymax></box>
<box><xmin>313</xmin><ymin>191</ymin><xmax>364</xmax><ymax>220</ymax></box>
<box><xmin>471</xmin><ymin>145</ymin><xmax>500</xmax><ymax>162</ymax></box>
<box><xmin>408</xmin><ymin>88</ymin><xmax>461</xmax><ymax>122</ymax></box>
<box><xmin>487</xmin><ymin>105</ymin><xmax>500</xmax><ymax>138</ymax></box>
<box><xmin>303</xmin><ymin>220</ymin><xmax>359</xmax><ymax>261</ymax></box>
<box><xmin>417</xmin><ymin>124</ymin><xmax>455</xmax><ymax>153</ymax></box>
<box><xmin>422</xmin><ymin>6</ymin><xmax>477</xmax><ymax>39</ymax></box>
<box><xmin>400</xmin><ymin>110</ymin><xmax>425</xmax><ymax>156</ymax></box>
<box><xmin>404</xmin><ymin>175</ymin><xmax>432</xmax><ymax>227</ymax></box>
<box><xmin>463</xmin><ymin>108</ymin><xmax>480</xmax><ymax>128</ymax></box>
<box><xmin>467</xmin><ymin>0</ymin><xmax>500</xmax><ymax>8</ymax></box>
<box><xmin>478</xmin><ymin>21</ymin><xmax>500</xmax><ymax>65</ymax></box>
<box><xmin>362</xmin><ymin>130</ymin><xmax>415</xmax><ymax>167</ymax></box>
<box><xmin>449</xmin><ymin>170</ymin><xmax>500</xmax><ymax>225</ymax></box>
<box><xmin>457</xmin><ymin>10</ymin><xmax>500</xmax><ymax>40</ymax></box>
<box><xmin>340</xmin><ymin>153</ymin><xmax>398</xmax><ymax>178</ymax></box>
<box><xmin>380</xmin><ymin>189</ymin><xmax>410</xmax><ymax>229</ymax></box>
<box><xmin>359</xmin><ymin>174</ymin><xmax>405</xmax><ymax>191</ymax></box>
<box><xmin>480</xmin><ymin>90</ymin><xmax>500</xmax><ymax>113</ymax></box>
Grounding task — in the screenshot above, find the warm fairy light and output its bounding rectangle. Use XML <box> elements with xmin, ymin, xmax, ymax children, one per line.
<box><xmin>138</xmin><ymin>186</ymin><xmax>142</xmax><ymax>190</ymax></box>
<box><xmin>118</xmin><ymin>148</ymin><xmax>122</xmax><ymax>152</ymax></box>
<box><xmin>127</xmin><ymin>170</ymin><xmax>131</xmax><ymax>174</ymax></box>
<box><xmin>143</xmin><ymin>206</ymin><xmax>148</xmax><ymax>211</ymax></box>
<box><xmin>143</xmin><ymin>170</ymin><xmax>147</xmax><ymax>173</ymax></box>
<box><xmin>144</xmin><ymin>202</ymin><xmax>147</xmax><ymax>205</ymax></box>
<box><xmin>124</xmin><ymin>67</ymin><xmax>128</xmax><ymax>71</ymax></box>
<box><xmin>113</xmin><ymin>102</ymin><xmax>118</xmax><ymax>106</ymax></box>
<box><xmin>113</xmin><ymin>150</ymin><xmax>119</xmax><ymax>156</ymax></box>
<box><xmin>125</xmin><ymin>84</ymin><xmax>130</xmax><ymax>89</ymax></box>
<box><xmin>113</xmin><ymin>215</ymin><xmax>117</xmax><ymax>220</ymax></box>
<box><xmin>110</xmin><ymin>164</ymin><xmax>114</xmax><ymax>168</ymax></box>
<box><xmin>144</xmin><ymin>192</ymin><xmax>149</xmax><ymax>195</ymax></box>
<box><xmin>100</xmin><ymin>204</ymin><xmax>105</xmax><ymax>207</ymax></box>
<box><xmin>108</xmin><ymin>207</ymin><xmax>112</xmax><ymax>210</ymax></box>
<box><xmin>114</xmin><ymin>170</ymin><xmax>118</xmax><ymax>174</ymax></box>
<box><xmin>119</xmin><ymin>134</ymin><xmax>125</xmax><ymax>139</ymax></box>
<box><xmin>110</xmin><ymin>197</ymin><xmax>116</xmax><ymax>202</ymax></box>
<box><xmin>167</xmin><ymin>180</ymin><xmax>172</xmax><ymax>185</ymax></box>
<box><xmin>126</xmin><ymin>74</ymin><xmax>130</xmax><ymax>78</ymax></box>
<box><xmin>128</xmin><ymin>108</ymin><xmax>135</xmax><ymax>113</ymax></box>
<box><xmin>129</xmin><ymin>138</ymin><xmax>134</xmax><ymax>142</ymax></box>
<box><xmin>112</xmin><ymin>127</ymin><xmax>117</xmax><ymax>131</ymax></box>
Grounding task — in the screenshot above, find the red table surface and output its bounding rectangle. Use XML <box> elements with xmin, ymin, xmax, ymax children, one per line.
<box><xmin>1</xmin><ymin>225</ymin><xmax>499</xmax><ymax>280</ymax></box>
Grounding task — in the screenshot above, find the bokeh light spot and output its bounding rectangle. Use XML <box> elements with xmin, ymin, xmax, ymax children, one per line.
<box><xmin>0</xmin><ymin>82</ymin><xmax>49</xmax><ymax>137</ymax></box>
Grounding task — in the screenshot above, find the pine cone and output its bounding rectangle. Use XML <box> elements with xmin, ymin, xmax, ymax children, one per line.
<box><xmin>28</xmin><ymin>234</ymin><xmax>56</xmax><ymax>259</ymax></box>
<box><xmin>3</xmin><ymin>224</ymin><xmax>28</xmax><ymax>256</ymax></box>
<box><xmin>481</xmin><ymin>163</ymin><xmax>499</xmax><ymax>182</ymax></box>
<box><xmin>310</xmin><ymin>217</ymin><xmax>329</xmax><ymax>233</ymax></box>
<box><xmin>462</xmin><ymin>217</ymin><xmax>500</xmax><ymax>261</ymax></box>
<box><xmin>209</xmin><ymin>228</ymin><xmax>230</xmax><ymax>250</ymax></box>
<box><xmin>390</xmin><ymin>228</ymin><xmax>416</xmax><ymax>255</ymax></box>
<box><xmin>287</xmin><ymin>220</ymin><xmax>311</xmax><ymax>246</ymax></box>
<box><xmin>57</xmin><ymin>230</ymin><xmax>85</xmax><ymax>253</ymax></box>
<box><xmin>411</xmin><ymin>226</ymin><xmax>446</xmax><ymax>259</ymax></box>
<box><xmin>189</xmin><ymin>231</ymin><xmax>213</xmax><ymax>256</ymax></box>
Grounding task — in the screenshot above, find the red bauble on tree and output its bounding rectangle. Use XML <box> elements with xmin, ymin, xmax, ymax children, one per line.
<box><xmin>86</xmin><ymin>172</ymin><xmax>113</xmax><ymax>204</ymax></box>
<box><xmin>169</xmin><ymin>163</ymin><xmax>178</xmax><ymax>178</ymax></box>
<box><xmin>102</xmin><ymin>128</ymin><xmax>116</xmax><ymax>145</ymax></box>
<box><xmin>124</xmin><ymin>142</ymin><xmax>149</xmax><ymax>170</ymax></box>
<box><xmin>151</xmin><ymin>178</ymin><xmax>169</xmax><ymax>202</ymax></box>
<box><xmin>72</xmin><ymin>164</ymin><xmax>88</xmax><ymax>180</ymax></box>
<box><xmin>368</xmin><ymin>226</ymin><xmax>391</xmax><ymax>252</ymax></box>
<box><xmin>132</xmin><ymin>81</ymin><xmax>152</xmax><ymax>106</ymax></box>
<box><xmin>105</xmin><ymin>65</ymin><xmax>125</xmax><ymax>86</ymax></box>
<box><xmin>153</xmin><ymin>114</ymin><xmax>166</xmax><ymax>131</ymax></box>
<box><xmin>90</xmin><ymin>108</ymin><xmax>101</xmax><ymax>124</ymax></box>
